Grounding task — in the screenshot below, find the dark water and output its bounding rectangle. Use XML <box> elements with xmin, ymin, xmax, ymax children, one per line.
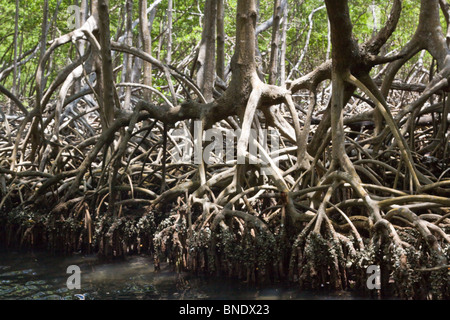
<box><xmin>0</xmin><ymin>250</ymin><xmax>367</xmax><ymax>300</ymax></box>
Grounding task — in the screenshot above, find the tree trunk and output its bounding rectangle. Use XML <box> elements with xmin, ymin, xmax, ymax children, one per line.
<box><xmin>139</xmin><ymin>0</ymin><xmax>153</xmax><ymax>101</ymax></box>
<box><xmin>268</xmin><ymin>0</ymin><xmax>282</xmax><ymax>85</ymax></box>
<box><xmin>196</xmin><ymin>0</ymin><xmax>217</xmax><ymax>102</ymax></box>
<box><xmin>122</xmin><ymin>0</ymin><xmax>134</xmax><ymax>110</ymax></box>
<box><xmin>97</xmin><ymin>0</ymin><xmax>116</xmax><ymax>130</ymax></box>
<box><xmin>74</xmin><ymin>0</ymin><xmax>88</xmax><ymax>94</ymax></box>
<box><xmin>10</xmin><ymin>0</ymin><xmax>20</xmax><ymax>115</ymax></box>
<box><xmin>165</xmin><ymin>0</ymin><xmax>173</xmax><ymax>65</ymax></box>
<box><xmin>216</xmin><ymin>0</ymin><xmax>225</xmax><ymax>81</ymax></box>
<box><xmin>325</xmin><ymin>0</ymin><xmax>358</xmax><ymax>167</ymax></box>
<box><xmin>279</xmin><ymin>2</ymin><xmax>288</xmax><ymax>86</ymax></box>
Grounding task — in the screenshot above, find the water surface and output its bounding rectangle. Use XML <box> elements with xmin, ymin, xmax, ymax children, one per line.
<box><xmin>0</xmin><ymin>250</ymin><xmax>367</xmax><ymax>300</ymax></box>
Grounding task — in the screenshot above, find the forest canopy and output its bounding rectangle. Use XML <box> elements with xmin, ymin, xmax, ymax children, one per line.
<box><xmin>0</xmin><ymin>0</ymin><xmax>449</xmax><ymax>299</ymax></box>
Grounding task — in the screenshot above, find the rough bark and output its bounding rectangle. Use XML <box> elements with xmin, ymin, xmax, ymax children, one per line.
<box><xmin>97</xmin><ymin>0</ymin><xmax>116</xmax><ymax>129</ymax></box>
<box><xmin>139</xmin><ymin>0</ymin><xmax>153</xmax><ymax>101</ymax></box>
<box><xmin>196</xmin><ymin>0</ymin><xmax>217</xmax><ymax>102</ymax></box>
<box><xmin>216</xmin><ymin>0</ymin><xmax>225</xmax><ymax>81</ymax></box>
<box><xmin>268</xmin><ymin>0</ymin><xmax>282</xmax><ymax>85</ymax></box>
